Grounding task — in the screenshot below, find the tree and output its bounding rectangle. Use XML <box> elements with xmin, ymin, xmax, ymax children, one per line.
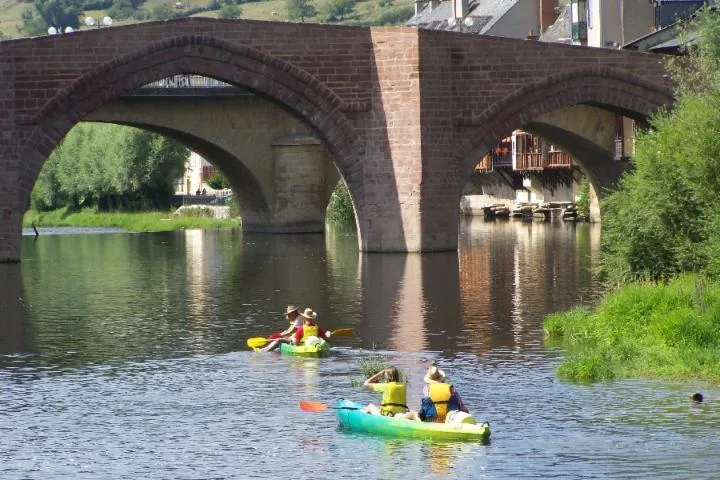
<box><xmin>323</xmin><ymin>0</ymin><xmax>355</xmax><ymax>22</ymax></box>
<box><xmin>19</xmin><ymin>8</ymin><xmax>50</xmax><ymax>36</ymax></box>
<box><xmin>31</xmin><ymin>123</ymin><xmax>188</xmax><ymax>211</ymax></box>
<box><xmin>219</xmin><ymin>4</ymin><xmax>242</xmax><ymax>19</ymax></box>
<box><xmin>599</xmin><ymin>8</ymin><xmax>720</xmax><ymax>283</ymax></box>
<box><xmin>207</xmin><ymin>170</ymin><xmax>230</xmax><ymax>190</ymax></box>
<box><xmin>36</xmin><ymin>0</ymin><xmax>81</xmax><ymax>29</ymax></box>
<box><xmin>286</xmin><ymin>0</ymin><xmax>316</xmax><ymax>22</ymax></box>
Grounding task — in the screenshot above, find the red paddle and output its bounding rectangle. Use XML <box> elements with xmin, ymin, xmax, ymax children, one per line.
<box><xmin>299</xmin><ymin>400</ymin><xmax>361</xmax><ymax>412</ymax></box>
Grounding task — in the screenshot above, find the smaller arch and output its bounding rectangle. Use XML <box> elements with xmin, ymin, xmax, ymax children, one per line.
<box><xmin>455</xmin><ymin>65</ymin><xmax>675</xmax><ymax>180</ymax></box>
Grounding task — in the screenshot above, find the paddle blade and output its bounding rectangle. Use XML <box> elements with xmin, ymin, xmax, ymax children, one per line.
<box><xmin>331</xmin><ymin>328</ymin><xmax>353</xmax><ymax>337</ymax></box>
<box><xmin>299</xmin><ymin>401</ymin><xmax>329</xmax><ymax>412</ymax></box>
<box><xmin>247</xmin><ymin>337</ymin><xmax>269</xmax><ymax>349</ymax></box>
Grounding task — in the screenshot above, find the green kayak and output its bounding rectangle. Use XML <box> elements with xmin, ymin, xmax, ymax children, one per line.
<box><xmin>279</xmin><ymin>339</ymin><xmax>330</xmax><ymax>357</ymax></box>
<box><xmin>335</xmin><ymin>400</ymin><xmax>490</xmax><ymax>442</ymax></box>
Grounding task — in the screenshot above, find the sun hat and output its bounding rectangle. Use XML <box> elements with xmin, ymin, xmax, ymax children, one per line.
<box><xmin>285</xmin><ymin>305</ymin><xmax>299</xmax><ymax>315</ymax></box>
<box><xmin>300</xmin><ymin>307</ymin><xmax>317</xmax><ymax>320</ymax></box>
<box><xmin>424</xmin><ymin>365</ymin><xmax>446</xmax><ymax>384</ymax></box>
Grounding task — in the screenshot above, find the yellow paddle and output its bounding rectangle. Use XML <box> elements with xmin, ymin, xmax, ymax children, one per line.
<box><xmin>247</xmin><ymin>328</ymin><xmax>353</xmax><ymax>349</ymax></box>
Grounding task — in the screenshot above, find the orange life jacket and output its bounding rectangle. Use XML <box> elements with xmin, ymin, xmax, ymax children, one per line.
<box><xmin>428</xmin><ymin>383</ymin><xmax>452</xmax><ymax>422</ymax></box>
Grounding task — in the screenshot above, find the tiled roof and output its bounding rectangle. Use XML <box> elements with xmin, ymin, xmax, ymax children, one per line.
<box><xmin>407</xmin><ymin>0</ymin><xmax>521</xmax><ymax>34</ymax></box>
<box><xmin>539</xmin><ymin>3</ymin><xmax>572</xmax><ymax>44</ymax></box>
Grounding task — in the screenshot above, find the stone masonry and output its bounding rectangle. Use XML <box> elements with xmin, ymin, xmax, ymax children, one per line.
<box><xmin>0</xmin><ymin>18</ymin><xmax>674</xmax><ymax>261</ymax></box>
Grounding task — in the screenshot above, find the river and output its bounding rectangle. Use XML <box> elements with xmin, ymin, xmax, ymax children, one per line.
<box><xmin>1</xmin><ymin>219</ymin><xmax>718</xmax><ymax>479</ymax></box>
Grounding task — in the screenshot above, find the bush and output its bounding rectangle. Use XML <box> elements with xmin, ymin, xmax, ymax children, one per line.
<box><xmin>219</xmin><ymin>3</ymin><xmax>242</xmax><ymax>17</ymax></box>
<box><xmin>544</xmin><ymin>274</ymin><xmax>720</xmax><ymax>383</ymax></box>
<box><xmin>326</xmin><ymin>180</ymin><xmax>355</xmax><ymax>227</ymax></box>
<box><xmin>207</xmin><ymin>170</ymin><xmax>230</xmax><ymax>190</ymax></box>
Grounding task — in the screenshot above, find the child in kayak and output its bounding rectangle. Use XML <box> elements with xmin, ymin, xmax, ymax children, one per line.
<box><xmin>260</xmin><ymin>304</ymin><xmax>303</xmax><ymax>352</ymax></box>
<box><xmin>418</xmin><ymin>363</ymin><xmax>474</xmax><ymax>424</ymax></box>
<box><xmin>362</xmin><ymin>367</ymin><xmax>419</xmax><ymax>420</ymax></box>
<box><xmin>290</xmin><ymin>308</ymin><xmax>332</xmax><ymax>346</ymax></box>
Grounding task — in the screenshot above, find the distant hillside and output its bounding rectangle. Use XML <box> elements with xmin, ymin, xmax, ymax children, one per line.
<box><xmin>0</xmin><ymin>0</ymin><xmax>416</xmax><ymax>39</ymax></box>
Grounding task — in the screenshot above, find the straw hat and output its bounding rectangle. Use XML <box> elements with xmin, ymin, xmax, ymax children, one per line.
<box><xmin>424</xmin><ymin>365</ymin><xmax>446</xmax><ymax>384</ymax></box>
<box><xmin>300</xmin><ymin>308</ymin><xmax>317</xmax><ymax>320</ymax></box>
<box><xmin>285</xmin><ymin>305</ymin><xmax>299</xmax><ymax>315</ymax></box>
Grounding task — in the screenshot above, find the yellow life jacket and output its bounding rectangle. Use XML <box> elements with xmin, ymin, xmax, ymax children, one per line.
<box><xmin>380</xmin><ymin>382</ymin><xmax>408</xmax><ymax>415</ymax></box>
<box><xmin>300</xmin><ymin>323</ymin><xmax>319</xmax><ymax>343</ymax></box>
<box><xmin>429</xmin><ymin>383</ymin><xmax>452</xmax><ymax>421</ymax></box>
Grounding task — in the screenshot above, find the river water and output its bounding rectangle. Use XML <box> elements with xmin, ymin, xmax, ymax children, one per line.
<box><xmin>1</xmin><ymin>219</ymin><xmax>719</xmax><ymax>479</ymax></box>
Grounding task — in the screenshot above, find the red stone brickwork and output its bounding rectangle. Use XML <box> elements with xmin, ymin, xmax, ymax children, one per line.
<box><xmin>0</xmin><ymin>19</ymin><xmax>674</xmax><ymax>260</ymax></box>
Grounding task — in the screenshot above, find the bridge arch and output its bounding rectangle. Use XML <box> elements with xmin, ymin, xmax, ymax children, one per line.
<box><xmin>19</xmin><ymin>34</ymin><xmax>364</xmax><ymax>232</ymax></box>
<box><xmin>455</xmin><ymin>66</ymin><xmax>675</xmax><ymax>194</ymax></box>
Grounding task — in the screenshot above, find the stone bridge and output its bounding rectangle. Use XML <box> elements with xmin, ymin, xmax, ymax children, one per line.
<box><xmin>0</xmin><ymin>18</ymin><xmax>674</xmax><ymax>261</ymax></box>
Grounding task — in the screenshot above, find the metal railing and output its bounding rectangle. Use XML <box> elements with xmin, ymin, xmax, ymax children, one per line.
<box><xmin>125</xmin><ymin>74</ymin><xmax>252</xmax><ymax>98</ymax></box>
<box><xmin>142</xmin><ymin>74</ymin><xmax>233</xmax><ymax>89</ymax></box>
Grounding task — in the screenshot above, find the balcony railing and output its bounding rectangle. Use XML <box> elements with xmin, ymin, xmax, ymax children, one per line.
<box><xmin>547</xmin><ymin>150</ymin><xmax>572</xmax><ymax>168</ymax></box>
<box><xmin>492</xmin><ymin>152</ymin><xmax>513</xmax><ymax>169</ymax></box>
<box><xmin>516</xmin><ymin>152</ymin><xmax>545</xmax><ymax>170</ymax></box>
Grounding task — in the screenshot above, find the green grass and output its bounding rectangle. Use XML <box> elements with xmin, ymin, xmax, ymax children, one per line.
<box><xmin>0</xmin><ymin>0</ymin><xmax>414</xmax><ymax>38</ymax></box>
<box><xmin>349</xmin><ymin>351</ymin><xmax>409</xmax><ymax>387</ymax></box>
<box><xmin>23</xmin><ymin>207</ymin><xmax>240</xmax><ymax>232</ymax></box>
<box><xmin>544</xmin><ymin>274</ymin><xmax>720</xmax><ymax>384</ymax></box>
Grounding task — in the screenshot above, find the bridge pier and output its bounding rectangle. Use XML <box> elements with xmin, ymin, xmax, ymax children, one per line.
<box><xmin>0</xmin><ymin>165</ymin><xmax>24</xmax><ymax>263</ymax></box>
<box><xmin>266</xmin><ymin>134</ymin><xmax>338</xmax><ymax>233</ymax></box>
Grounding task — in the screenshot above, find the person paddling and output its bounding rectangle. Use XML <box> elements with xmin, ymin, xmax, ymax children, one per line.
<box><xmin>261</xmin><ymin>305</ymin><xmax>303</xmax><ymax>352</ymax></box>
<box><xmin>290</xmin><ymin>308</ymin><xmax>331</xmax><ymax>346</ymax></box>
<box><xmin>418</xmin><ymin>363</ymin><xmax>473</xmax><ymax>423</ymax></box>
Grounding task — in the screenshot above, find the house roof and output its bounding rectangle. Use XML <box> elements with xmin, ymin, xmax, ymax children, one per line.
<box><xmin>407</xmin><ymin>0</ymin><xmax>521</xmax><ymax>34</ymax></box>
<box><xmin>539</xmin><ymin>3</ymin><xmax>572</xmax><ymax>45</ymax></box>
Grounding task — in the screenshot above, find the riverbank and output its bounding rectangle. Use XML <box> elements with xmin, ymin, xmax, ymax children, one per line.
<box><xmin>23</xmin><ymin>208</ymin><xmax>240</xmax><ymax>232</ymax></box>
<box><xmin>544</xmin><ymin>274</ymin><xmax>720</xmax><ymax>384</ymax></box>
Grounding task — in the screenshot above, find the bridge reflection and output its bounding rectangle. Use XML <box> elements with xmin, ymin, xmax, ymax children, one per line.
<box><xmin>358</xmin><ymin>219</ymin><xmax>600</xmax><ymax>356</ymax></box>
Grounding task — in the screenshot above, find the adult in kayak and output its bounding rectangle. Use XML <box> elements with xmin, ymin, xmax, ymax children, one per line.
<box><xmin>418</xmin><ymin>363</ymin><xmax>474</xmax><ymax>424</ymax></box>
<box><xmin>361</xmin><ymin>367</ymin><xmax>419</xmax><ymax>420</ymax></box>
<box><xmin>290</xmin><ymin>308</ymin><xmax>332</xmax><ymax>346</ymax></box>
<box><xmin>260</xmin><ymin>304</ymin><xmax>303</xmax><ymax>352</ymax></box>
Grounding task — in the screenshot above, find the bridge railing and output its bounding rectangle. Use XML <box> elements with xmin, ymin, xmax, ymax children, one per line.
<box><xmin>125</xmin><ymin>74</ymin><xmax>252</xmax><ymax>97</ymax></box>
<box><xmin>141</xmin><ymin>74</ymin><xmax>233</xmax><ymax>89</ymax></box>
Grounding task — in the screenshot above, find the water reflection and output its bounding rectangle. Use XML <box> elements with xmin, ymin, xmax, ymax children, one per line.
<box><xmin>6</xmin><ymin>221</ymin><xmax>602</xmax><ymax>362</ymax></box>
<box><xmin>357</xmin><ymin>219</ymin><xmax>600</xmax><ymax>355</ymax></box>
<box><xmin>0</xmin><ymin>263</ymin><xmax>25</xmax><ymax>354</ymax></box>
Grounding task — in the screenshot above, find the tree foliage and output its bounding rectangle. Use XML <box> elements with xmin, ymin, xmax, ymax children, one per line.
<box><xmin>31</xmin><ymin>123</ymin><xmax>188</xmax><ymax>211</ymax></box>
<box><xmin>326</xmin><ymin>180</ymin><xmax>356</xmax><ymax>227</ymax></box>
<box><xmin>219</xmin><ymin>3</ymin><xmax>242</xmax><ymax>19</ymax></box>
<box><xmin>286</xmin><ymin>0</ymin><xmax>316</xmax><ymax>22</ymax></box>
<box><xmin>207</xmin><ymin>170</ymin><xmax>230</xmax><ymax>190</ymax></box>
<box><xmin>599</xmin><ymin>9</ymin><xmax>720</xmax><ymax>284</ymax></box>
<box><xmin>322</xmin><ymin>0</ymin><xmax>355</xmax><ymax>22</ymax></box>
<box><xmin>20</xmin><ymin>0</ymin><xmax>83</xmax><ymax>36</ymax></box>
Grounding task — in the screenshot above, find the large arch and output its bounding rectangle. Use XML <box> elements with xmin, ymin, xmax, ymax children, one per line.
<box><xmin>16</xmin><ymin>34</ymin><xmax>365</xmax><ymax>235</ymax></box>
<box><xmin>110</xmin><ymin>121</ymin><xmax>272</xmax><ymax>225</ymax></box>
<box><xmin>455</xmin><ymin>66</ymin><xmax>675</xmax><ymax>182</ymax></box>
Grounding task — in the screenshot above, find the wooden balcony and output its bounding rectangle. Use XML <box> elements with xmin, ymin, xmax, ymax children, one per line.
<box><xmin>547</xmin><ymin>150</ymin><xmax>572</xmax><ymax>168</ymax></box>
<box><xmin>475</xmin><ymin>155</ymin><xmax>492</xmax><ymax>172</ymax></box>
<box><xmin>516</xmin><ymin>152</ymin><xmax>545</xmax><ymax>170</ymax></box>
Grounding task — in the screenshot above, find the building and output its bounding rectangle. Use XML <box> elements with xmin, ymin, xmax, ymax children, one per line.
<box><xmin>566</xmin><ymin>0</ymin><xmax>705</xmax><ymax>48</ymax></box>
<box><xmin>408</xmin><ymin>0</ymin><xmax>559</xmax><ymax>37</ymax></box>
<box><xmin>174</xmin><ymin>151</ymin><xmax>222</xmax><ymax>196</ymax></box>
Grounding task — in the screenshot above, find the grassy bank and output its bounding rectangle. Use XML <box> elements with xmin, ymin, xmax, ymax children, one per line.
<box><xmin>544</xmin><ymin>274</ymin><xmax>720</xmax><ymax>384</ymax></box>
<box><xmin>23</xmin><ymin>208</ymin><xmax>240</xmax><ymax>232</ymax></box>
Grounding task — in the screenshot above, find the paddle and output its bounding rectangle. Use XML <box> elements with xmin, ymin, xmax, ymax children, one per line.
<box><xmin>299</xmin><ymin>400</ymin><xmax>361</xmax><ymax>412</ymax></box>
<box><xmin>247</xmin><ymin>328</ymin><xmax>354</xmax><ymax>349</ymax></box>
